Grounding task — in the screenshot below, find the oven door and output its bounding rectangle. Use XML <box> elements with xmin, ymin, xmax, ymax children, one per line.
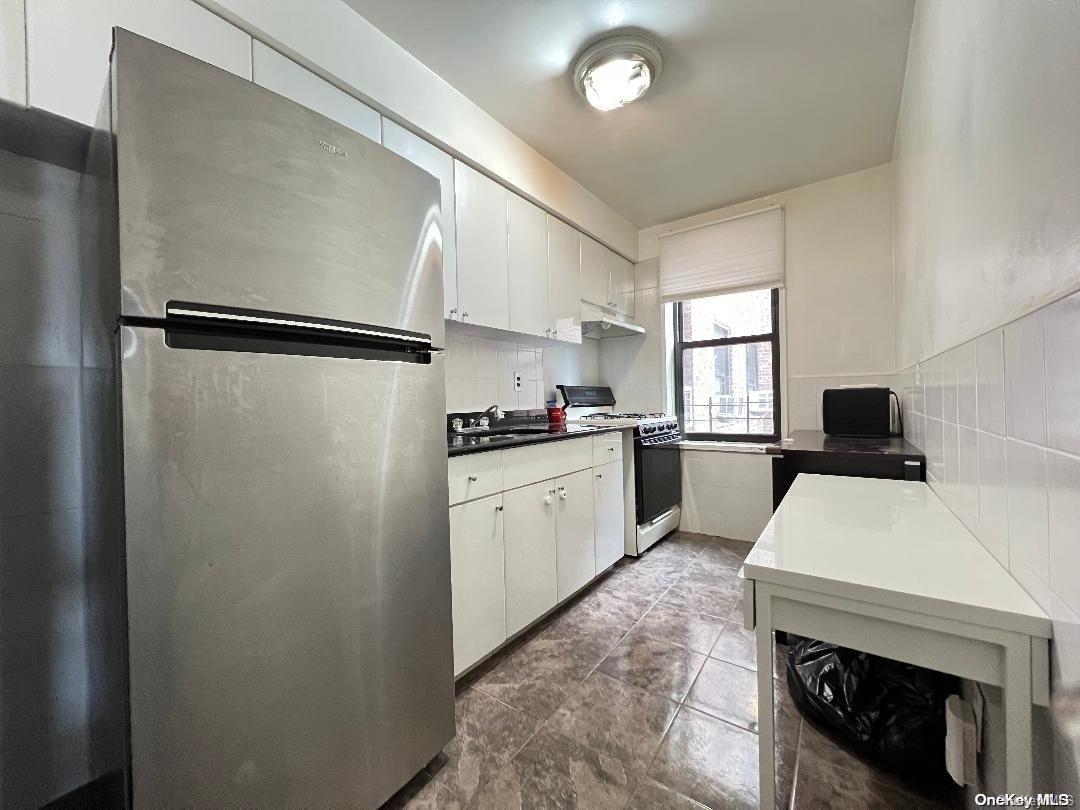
<box><xmin>634</xmin><ymin>437</ymin><xmax>683</xmax><ymax>524</ymax></box>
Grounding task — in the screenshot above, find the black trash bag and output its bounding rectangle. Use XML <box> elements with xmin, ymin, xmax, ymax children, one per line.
<box><xmin>785</xmin><ymin>636</ymin><xmax>959</xmax><ymax>779</ymax></box>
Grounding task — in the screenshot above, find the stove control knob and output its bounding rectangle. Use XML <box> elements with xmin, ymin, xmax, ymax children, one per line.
<box><xmin>667</xmin><ymin>421</ymin><xmax>677</xmax><ymax>431</ymax></box>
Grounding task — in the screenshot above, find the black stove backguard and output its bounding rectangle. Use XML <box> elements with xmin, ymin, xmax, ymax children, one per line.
<box><xmin>557</xmin><ymin>384</ymin><xmax>616</xmax><ymax>410</ymax></box>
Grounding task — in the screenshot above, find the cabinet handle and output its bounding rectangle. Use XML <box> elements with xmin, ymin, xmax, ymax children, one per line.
<box><xmin>462</xmin><ymin>311</ymin><xmax>470</xmax><ymax>319</ymax></box>
<box><xmin>543</xmin><ymin>495</ymin><xmax>553</xmax><ymax>505</ymax></box>
<box><xmin>468</xmin><ymin>475</ymin><xmax>478</xmax><ymax>482</ymax></box>
<box><xmin>449</xmin><ymin>308</ymin><xmax>458</xmax><ymax>317</ymax></box>
<box><xmin>559</xmin><ymin>490</ymin><xmax>568</xmax><ymax>500</ymax></box>
<box><xmin>608</xmin><ymin>447</ymin><xmax>615</xmax><ymax>452</ymax></box>
<box><xmin>596</xmin><ymin>473</ymin><xmax>603</xmax><ymax>478</ymax></box>
<box><xmin>495</xmin><ymin>505</ymin><xmax>503</xmax><ymax>512</ymax></box>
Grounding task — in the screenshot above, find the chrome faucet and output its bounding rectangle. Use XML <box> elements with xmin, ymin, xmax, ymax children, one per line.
<box><xmin>476</xmin><ymin>404</ymin><xmax>504</xmax><ymax>428</ymax></box>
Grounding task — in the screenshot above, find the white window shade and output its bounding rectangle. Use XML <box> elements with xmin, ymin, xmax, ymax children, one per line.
<box><xmin>659</xmin><ymin>207</ymin><xmax>784</xmax><ymax>301</ymax></box>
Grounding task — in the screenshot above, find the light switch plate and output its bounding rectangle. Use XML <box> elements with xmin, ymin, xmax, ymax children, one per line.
<box><xmin>513</xmin><ymin>372</ymin><xmax>523</xmax><ymax>392</ymax></box>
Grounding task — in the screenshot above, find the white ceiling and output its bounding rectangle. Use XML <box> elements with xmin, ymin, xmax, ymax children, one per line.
<box><xmin>345</xmin><ymin>0</ymin><xmax>915</xmax><ymax>228</ymax></box>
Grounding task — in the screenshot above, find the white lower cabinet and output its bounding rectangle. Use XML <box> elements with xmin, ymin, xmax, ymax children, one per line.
<box><xmin>449</xmin><ymin>494</ymin><xmax>505</xmax><ymax>677</ymax></box>
<box><xmin>593</xmin><ymin>460</ymin><xmax>625</xmax><ymax>572</ymax></box>
<box><xmin>555</xmin><ymin>469</ymin><xmax>596</xmax><ymax>601</ymax></box>
<box><xmin>502</xmin><ymin>481</ymin><xmax>558</xmax><ymax>636</ymax></box>
<box><xmin>447</xmin><ymin>434</ymin><xmax>628</xmax><ymax>676</ymax></box>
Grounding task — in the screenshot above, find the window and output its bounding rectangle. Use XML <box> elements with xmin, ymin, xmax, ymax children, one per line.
<box><xmin>674</xmin><ymin>288</ymin><xmax>780</xmax><ymax>441</ymax></box>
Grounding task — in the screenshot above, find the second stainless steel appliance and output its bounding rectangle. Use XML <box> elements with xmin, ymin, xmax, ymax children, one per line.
<box><xmin>95</xmin><ymin>30</ymin><xmax>453</xmax><ymax>808</ymax></box>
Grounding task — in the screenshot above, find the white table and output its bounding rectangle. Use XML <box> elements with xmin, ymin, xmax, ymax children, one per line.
<box><xmin>742</xmin><ymin>474</ymin><xmax>1052</xmax><ymax>806</ymax></box>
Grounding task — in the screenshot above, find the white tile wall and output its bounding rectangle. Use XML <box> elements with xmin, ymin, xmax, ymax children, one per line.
<box><xmin>679</xmin><ymin>449</ymin><xmax>773</xmax><ymax>542</ymax></box>
<box><xmin>444</xmin><ymin>333</ymin><xmax>546</xmax><ymax>412</ymax></box>
<box><xmin>896</xmin><ymin>290</ymin><xmax>1080</xmax><ymax>793</ymax></box>
<box><xmin>444</xmin><ymin>331</ymin><xmax>601</xmax><ymax>413</ymax></box>
<box><xmin>785</xmin><ymin>373</ymin><xmax>898</xmax><ymax>433</ymax></box>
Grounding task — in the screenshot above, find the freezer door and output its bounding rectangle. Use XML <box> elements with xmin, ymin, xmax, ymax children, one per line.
<box><xmin>119</xmin><ymin>326</ymin><xmax>453</xmax><ymax>808</ymax></box>
<box><xmin>112</xmin><ymin>30</ymin><xmax>443</xmax><ymax>346</ymax></box>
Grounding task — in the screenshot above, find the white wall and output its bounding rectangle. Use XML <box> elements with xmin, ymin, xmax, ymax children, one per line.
<box><xmin>895</xmin><ymin>293</ymin><xmax>1080</xmax><ymax>796</ymax></box>
<box><xmin>680</xmin><ymin>449</ymin><xmax>773</xmax><ymax>542</ymax></box>
<box><xmin>0</xmin><ymin>150</ymin><xmax>94</xmax><ymax>806</ymax></box>
<box><xmin>893</xmin><ymin>0</ymin><xmax>1080</xmax><ymax>369</ymax></box>
<box><xmin>631</xmin><ymin>163</ymin><xmax>897</xmax><ymax>431</ymax></box>
<box><xmin>597</xmin><ymin>258</ymin><xmax>665</xmax><ymax>414</ymax></box>
<box><xmin>0</xmin><ymin>0</ymin><xmax>26</xmax><ymax>106</ymax></box>
<box><xmin>893</xmin><ymin>0</ymin><xmax>1080</xmax><ymax>794</ymax></box>
<box><xmin>640</xmin><ymin>163</ymin><xmax>895</xmax><ymax>378</ymax></box>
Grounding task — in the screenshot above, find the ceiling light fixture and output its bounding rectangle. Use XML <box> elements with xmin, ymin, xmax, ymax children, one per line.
<box><xmin>572</xmin><ymin>35</ymin><xmax>662</xmax><ymax>112</ymax></box>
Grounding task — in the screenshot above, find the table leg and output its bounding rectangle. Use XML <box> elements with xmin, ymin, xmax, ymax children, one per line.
<box><xmin>1003</xmin><ymin>636</ymin><xmax>1033</xmax><ymax>794</ymax></box>
<box><xmin>756</xmin><ymin>589</ymin><xmax>776</xmax><ymax>810</ymax></box>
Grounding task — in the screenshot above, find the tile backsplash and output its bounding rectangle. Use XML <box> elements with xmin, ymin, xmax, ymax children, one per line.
<box><xmin>895</xmin><ymin>288</ymin><xmax>1080</xmax><ymax>795</ymax></box>
<box><xmin>445</xmin><ymin>333</ymin><xmax>545</xmax><ymax>412</ymax></box>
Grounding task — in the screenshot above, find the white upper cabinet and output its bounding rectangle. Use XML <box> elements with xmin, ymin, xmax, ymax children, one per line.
<box><xmin>454</xmin><ymin>161</ymin><xmax>509</xmax><ymax>330</ymax></box>
<box><xmin>580</xmin><ymin>235</ymin><xmax>610</xmax><ymax>309</ymax></box>
<box><xmin>610</xmin><ymin>252</ymin><xmax>635</xmax><ymax>318</ymax></box>
<box><xmin>1</xmin><ymin>0</ymin><xmax>26</xmax><ymax>106</ymax></box>
<box><xmin>507</xmin><ymin>194</ymin><xmax>549</xmax><ymax>338</ymax></box>
<box><xmin>252</xmin><ymin>42</ymin><xmax>380</xmax><ymax>142</ymax></box>
<box><xmin>546</xmin><ymin>215</ymin><xmax>581</xmax><ymax>343</ymax></box>
<box><xmin>381</xmin><ymin>118</ymin><xmax>458</xmax><ymax>321</ymax></box>
<box><xmin>25</xmin><ymin>0</ymin><xmax>252</xmax><ymax>127</ymax></box>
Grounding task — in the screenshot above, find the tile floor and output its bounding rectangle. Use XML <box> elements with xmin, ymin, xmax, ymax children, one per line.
<box><xmin>383</xmin><ymin>531</ymin><xmax>959</xmax><ymax>809</ymax></box>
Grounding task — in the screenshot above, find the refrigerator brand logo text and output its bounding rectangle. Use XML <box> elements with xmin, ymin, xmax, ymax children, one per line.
<box><xmin>318</xmin><ymin>139</ymin><xmax>348</xmax><ymax>158</ymax></box>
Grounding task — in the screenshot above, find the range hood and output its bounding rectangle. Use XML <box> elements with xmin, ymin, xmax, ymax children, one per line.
<box><xmin>581</xmin><ymin>315</ymin><xmax>646</xmax><ymax>339</ymax></box>
<box><xmin>580</xmin><ymin>301</ymin><xmax>645</xmax><ymax>339</ymax></box>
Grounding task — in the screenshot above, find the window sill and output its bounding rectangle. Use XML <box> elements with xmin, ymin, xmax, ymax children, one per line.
<box><xmin>678</xmin><ymin>440</ymin><xmax>771</xmax><ymax>454</ymax></box>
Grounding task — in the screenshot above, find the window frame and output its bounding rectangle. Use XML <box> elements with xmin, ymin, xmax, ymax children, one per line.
<box><xmin>673</xmin><ymin>287</ymin><xmax>781</xmax><ymax>443</ymax></box>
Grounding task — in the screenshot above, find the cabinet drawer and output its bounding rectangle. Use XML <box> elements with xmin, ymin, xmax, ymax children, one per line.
<box><xmin>502</xmin><ymin>438</ymin><xmax>593</xmax><ymax>491</ymax></box>
<box><xmin>448</xmin><ymin>451</ymin><xmax>504</xmax><ymax>505</ymax></box>
<box><xmin>592</xmin><ymin>432</ymin><xmax>624</xmax><ymax>466</ymax></box>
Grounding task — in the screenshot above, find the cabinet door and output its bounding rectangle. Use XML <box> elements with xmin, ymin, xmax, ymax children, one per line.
<box><xmin>449</xmin><ymin>495</ymin><xmax>505</xmax><ymax>676</ymax></box>
<box><xmin>555</xmin><ymin>469</ymin><xmax>596</xmax><ymax>600</ymax></box>
<box><xmin>580</xmin><ymin>235</ymin><xmax>611</xmax><ymax>309</ymax></box>
<box><xmin>610</xmin><ymin>252</ymin><xmax>635</xmax><ymax>318</ymax></box>
<box><xmin>382</xmin><ymin>118</ymin><xmax>458</xmax><ymax>320</ymax></box>
<box><xmin>252</xmin><ymin>42</ymin><xmax>380</xmax><ymax>142</ymax></box>
<box><xmin>26</xmin><ymin>0</ymin><xmax>252</xmax><ymax>127</ymax></box>
<box><xmin>454</xmin><ymin>161</ymin><xmax>509</xmax><ymax>330</ymax></box>
<box><xmin>547</xmin><ymin>215</ymin><xmax>582</xmax><ymax>342</ymax></box>
<box><xmin>507</xmin><ymin>194</ymin><xmax>549</xmax><ymax>337</ymax></box>
<box><xmin>593</xmin><ymin>461</ymin><xmax>625</xmax><ymax>572</ymax></box>
<box><xmin>502</xmin><ymin>481</ymin><xmax>558</xmax><ymax>636</ymax></box>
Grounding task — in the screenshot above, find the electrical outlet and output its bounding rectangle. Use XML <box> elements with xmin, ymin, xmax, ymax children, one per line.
<box><xmin>513</xmin><ymin>372</ymin><xmax>523</xmax><ymax>392</ymax></box>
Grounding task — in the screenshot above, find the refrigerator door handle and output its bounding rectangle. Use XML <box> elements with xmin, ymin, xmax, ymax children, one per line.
<box><xmin>165</xmin><ymin>301</ymin><xmax>432</xmax><ymax>346</ymax></box>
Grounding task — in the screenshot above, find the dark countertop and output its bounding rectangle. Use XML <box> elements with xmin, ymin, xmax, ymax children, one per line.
<box><xmin>448</xmin><ymin>423</ymin><xmax>626</xmax><ymax>457</ymax></box>
<box><xmin>767</xmin><ymin>429</ymin><xmax>924</xmax><ymax>459</ymax></box>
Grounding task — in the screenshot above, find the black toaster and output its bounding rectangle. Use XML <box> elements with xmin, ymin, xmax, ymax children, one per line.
<box><xmin>822</xmin><ymin>387</ymin><xmax>893</xmax><ymax>437</ymax></box>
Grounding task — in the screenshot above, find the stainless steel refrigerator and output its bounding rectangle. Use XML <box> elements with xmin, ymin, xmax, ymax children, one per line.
<box><xmin>94</xmin><ymin>29</ymin><xmax>454</xmax><ymax>807</ymax></box>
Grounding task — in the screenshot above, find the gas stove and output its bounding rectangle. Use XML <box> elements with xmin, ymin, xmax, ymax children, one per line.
<box><xmin>556</xmin><ymin>385</ymin><xmax>683</xmax><ymax>557</ymax></box>
<box><xmin>557</xmin><ymin>386</ymin><xmax>680</xmax><ymax>439</ymax></box>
